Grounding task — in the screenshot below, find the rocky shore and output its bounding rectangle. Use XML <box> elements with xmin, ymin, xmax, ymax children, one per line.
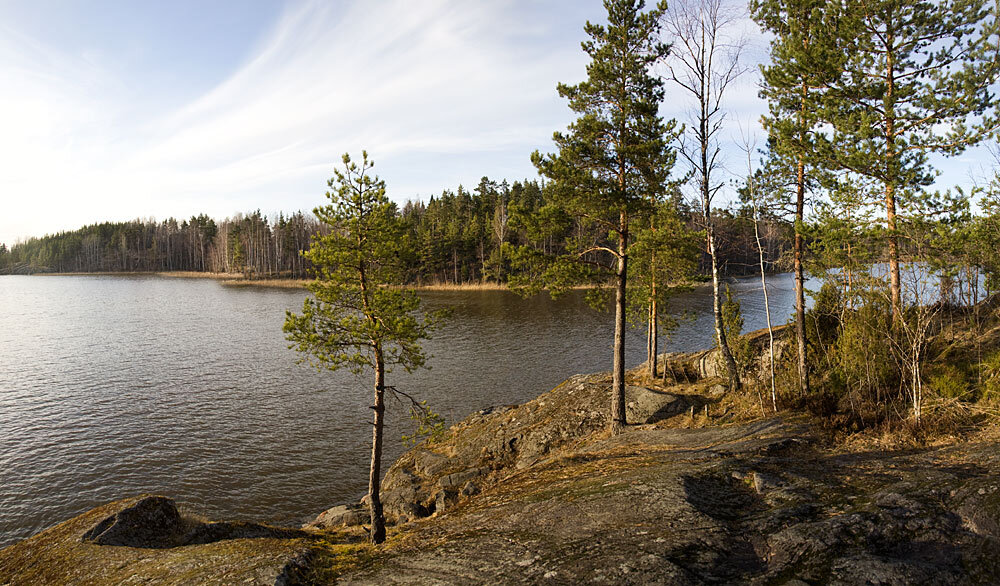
<box><xmin>4</xmin><ymin>345</ymin><xmax>1000</xmax><ymax>584</ymax></box>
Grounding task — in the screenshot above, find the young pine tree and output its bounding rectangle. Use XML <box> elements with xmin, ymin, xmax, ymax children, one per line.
<box><xmin>284</xmin><ymin>152</ymin><xmax>439</xmax><ymax>544</ymax></box>
<box><xmin>627</xmin><ymin>199</ymin><xmax>700</xmax><ymax>380</ymax></box>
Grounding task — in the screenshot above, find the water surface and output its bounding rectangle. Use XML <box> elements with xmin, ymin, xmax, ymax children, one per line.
<box><xmin>0</xmin><ymin>273</ymin><xmax>807</xmax><ymax>546</ymax></box>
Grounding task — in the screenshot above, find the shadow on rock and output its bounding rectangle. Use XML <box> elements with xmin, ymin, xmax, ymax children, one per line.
<box><xmin>682</xmin><ymin>472</ymin><xmax>760</xmax><ymax>521</ymax></box>
<box><xmin>81</xmin><ymin>495</ymin><xmax>307</xmax><ymax>549</ymax></box>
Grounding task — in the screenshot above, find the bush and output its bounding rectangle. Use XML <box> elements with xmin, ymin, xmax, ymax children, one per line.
<box><xmin>803</xmin><ymin>280</ymin><xmax>844</xmax><ymax>371</ymax></box>
<box><xmin>720</xmin><ymin>285</ymin><xmax>752</xmax><ymax>375</ymax></box>
<box><xmin>928</xmin><ymin>364</ymin><xmax>971</xmax><ymax>400</ymax></box>
<box><xmin>982</xmin><ymin>350</ymin><xmax>1000</xmax><ymax>402</ymax></box>
<box><xmin>834</xmin><ymin>294</ymin><xmax>897</xmax><ymax>399</ymax></box>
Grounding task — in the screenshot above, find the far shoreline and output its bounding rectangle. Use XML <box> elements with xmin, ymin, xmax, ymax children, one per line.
<box><xmin>27</xmin><ymin>271</ymin><xmax>516</xmax><ymax>291</ymax></box>
<box><xmin>13</xmin><ymin>271</ymin><xmax>760</xmax><ymax>292</ymax></box>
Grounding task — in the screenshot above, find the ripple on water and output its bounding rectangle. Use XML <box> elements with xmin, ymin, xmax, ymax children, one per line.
<box><xmin>0</xmin><ymin>273</ymin><xmax>810</xmax><ymax>546</ymax></box>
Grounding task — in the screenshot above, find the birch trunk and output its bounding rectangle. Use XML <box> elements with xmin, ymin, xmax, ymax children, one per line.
<box><xmin>369</xmin><ymin>349</ymin><xmax>386</xmax><ymax>544</ymax></box>
<box><xmin>647</xmin><ymin>274</ymin><xmax>659</xmax><ymax>379</ymax></box>
<box><xmin>708</xmin><ymin>224</ymin><xmax>740</xmax><ymax>389</ymax></box>
<box><xmin>753</xmin><ymin>205</ymin><xmax>777</xmax><ymax>412</ymax></box>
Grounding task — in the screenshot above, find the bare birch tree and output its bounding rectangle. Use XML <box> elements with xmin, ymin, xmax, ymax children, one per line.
<box><xmin>663</xmin><ymin>0</ymin><xmax>746</xmax><ymax>389</ymax></box>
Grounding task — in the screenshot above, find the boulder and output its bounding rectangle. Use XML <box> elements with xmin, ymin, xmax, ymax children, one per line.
<box><xmin>82</xmin><ymin>495</ymin><xmax>311</xmax><ymax>547</ymax></box>
<box><xmin>625</xmin><ymin>386</ymin><xmax>695</xmax><ymax>424</ymax></box>
<box><xmin>306</xmin><ymin>504</ymin><xmax>369</xmax><ymax>530</ymax></box>
<box><xmin>81</xmin><ymin>495</ymin><xmax>185</xmax><ymax>548</ymax></box>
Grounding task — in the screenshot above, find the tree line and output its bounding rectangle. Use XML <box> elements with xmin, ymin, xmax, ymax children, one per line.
<box><xmin>0</xmin><ymin>211</ymin><xmax>318</xmax><ymax>278</ymax></box>
<box><xmin>0</xmin><ymin>179</ymin><xmax>791</xmax><ymax>282</ymax></box>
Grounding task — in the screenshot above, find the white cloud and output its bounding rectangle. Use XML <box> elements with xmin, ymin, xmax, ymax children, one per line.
<box><xmin>5</xmin><ymin>0</ymin><xmax>983</xmax><ymax>247</ymax></box>
<box><xmin>0</xmin><ymin>0</ymin><xmax>593</xmax><ymax>244</ymax></box>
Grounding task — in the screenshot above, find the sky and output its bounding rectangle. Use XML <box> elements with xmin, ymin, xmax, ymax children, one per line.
<box><xmin>0</xmin><ymin>0</ymin><xmax>993</xmax><ymax>246</ymax></box>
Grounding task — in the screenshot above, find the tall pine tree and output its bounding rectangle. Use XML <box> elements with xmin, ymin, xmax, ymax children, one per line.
<box><xmin>824</xmin><ymin>0</ymin><xmax>999</xmax><ymax>320</ymax></box>
<box><xmin>529</xmin><ymin>0</ymin><xmax>679</xmax><ymax>434</ymax></box>
<box><xmin>752</xmin><ymin>0</ymin><xmax>847</xmax><ymax>396</ymax></box>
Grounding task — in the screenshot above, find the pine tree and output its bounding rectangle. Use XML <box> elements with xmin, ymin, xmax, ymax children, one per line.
<box><xmin>824</xmin><ymin>0</ymin><xmax>999</xmax><ymax>320</ymax></box>
<box><xmin>627</xmin><ymin>199</ymin><xmax>700</xmax><ymax>380</ymax></box>
<box><xmin>752</xmin><ymin>0</ymin><xmax>847</xmax><ymax>396</ymax></box>
<box><xmin>528</xmin><ymin>0</ymin><xmax>679</xmax><ymax>434</ymax></box>
<box><xmin>283</xmin><ymin>152</ymin><xmax>439</xmax><ymax>544</ymax></box>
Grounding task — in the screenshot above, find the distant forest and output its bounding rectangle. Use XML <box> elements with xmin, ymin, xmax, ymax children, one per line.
<box><xmin>0</xmin><ymin>176</ymin><xmax>791</xmax><ymax>283</ymax></box>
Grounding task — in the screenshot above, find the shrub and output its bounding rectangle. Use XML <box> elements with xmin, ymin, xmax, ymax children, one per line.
<box><xmin>982</xmin><ymin>350</ymin><xmax>1000</xmax><ymax>402</ymax></box>
<box><xmin>928</xmin><ymin>364</ymin><xmax>971</xmax><ymax>400</ymax></box>
<box><xmin>720</xmin><ymin>285</ymin><xmax>752</xmax><ymax>376</ymax></box>
<box><xmin>834</xmin><ymin>294</ymin><xmax>897</xmax><ymax>400</ymax></box>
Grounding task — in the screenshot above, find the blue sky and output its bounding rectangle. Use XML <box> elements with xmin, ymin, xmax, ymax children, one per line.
<box><xmin>0</xmin><ymin>0</ymin><xmax>992</xmax><ymax>246</ymax></box>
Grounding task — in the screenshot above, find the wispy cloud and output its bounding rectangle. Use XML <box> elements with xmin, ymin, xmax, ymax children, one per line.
<box><xmin>2</xmin><ymin>0</ymin><xmax>983</xmax><ymax>246</ymax></box>
<box><xmin>0</xmin><ymin>0</ymin><xmax>593</xmax><ymax>244</ymax></box>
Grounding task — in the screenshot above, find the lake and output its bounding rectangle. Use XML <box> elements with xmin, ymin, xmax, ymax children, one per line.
<box><xmin>0</xmin><ymin>272</ymin><xmax>809</xmax><ymax>547</ymax></box>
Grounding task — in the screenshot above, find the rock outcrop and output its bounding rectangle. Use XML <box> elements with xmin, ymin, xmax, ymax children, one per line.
<box><xmin>8</xmin><ymin>361</ymin><xmax>1000</xmax><ymax>584</ymax></box>
<box><xmin>0</xmin><ymin>495</ymin><xmax>317</xmax><ymax>585</ymax></box>
<box><xmin>81</xmin><ymin>495</ymin><xmax>187</xmax><ymax>548</ymax></box>
<box><xmin>338</xmin><ymin>417</ymin><xmax>1000</xmax><ymax>584</ymax></box>
<box><xmin>659</xmin><ymin>324</ymin><xmax>793</xmax><ymax>383</ymax></box>
<box><xmin>308</xmin><ymin>374</ymin><xmax>714</xmax><ymax>530</ymax></box>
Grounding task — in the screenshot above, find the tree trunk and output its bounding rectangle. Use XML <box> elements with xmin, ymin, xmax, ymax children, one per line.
<box><xmin>885</xmin><ymin>27</ymin><xmax>902</xmax><ymax>321</ymax></box>
<box><xmin>648</xmin><ymin>293</ymin><xmax>658</xmax><ymax>379</ymax></box>
<box><xmin>911</xmin><ymin>344</ymin><xmax>922</xmax><ymax>424</ymax></box>
<box><xmin>754</xmin><ymin>204</ymin><xmax>777</xmax><ymax>412</ymax></box>
<box><xmin>368</xmin><ymin>348</ymin><xmax>387</xmax><ymax>544</ymax></box>
<box><xmin>708</xmin><ymin>224</ymin><xmax>741</xmax><ymax>389</ymax></box>
<box><xmin>647</xmin><ymin>223</ymin><xmax>659</xmax><ymax>380</ymax></box>
<box><xmin>886</xmin><ymin>181</ymin><xmax>901</xmax><ymax>320</ymax></box>
<box><xmin>794</xmin><ymin>92</ymin><xmax>810</xmax><ymax>396</ymax></box>
<box><xmin>611</xmin><ymin>213</ymin><xmax>628</xmax><ymax>435</ymax></box>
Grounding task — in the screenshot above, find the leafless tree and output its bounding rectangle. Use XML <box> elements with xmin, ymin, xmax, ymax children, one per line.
<box><xmin>663</xmin><ymin>0</ymin><xmax>748</xmax><ymax>389</ymax></box>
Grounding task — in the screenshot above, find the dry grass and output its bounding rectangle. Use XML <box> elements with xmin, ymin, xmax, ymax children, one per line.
<box><xmin>825</xmin><ymin>396</ymin><xmax>1000</xmax><ymax>452</ymax></box>
<box><xmin>219</xmin><ymin>279</ymin><xmax>518</xmax><ymax>290</ymax></box>
<box><xmin>160</xmin><ymin>271</ymin><xmax>243</xmax><ymax>279</ymax></box>
<box><xmin>221</xmin><ymin>279</ymin><xmax>547</xmax><ymax>291</ymax></box>
<box><xmin>34</xmin><ymin>271</ymin><xmax>243</xmax><ymax>280</ymax></box>
<box><xmin>403</xmin><ymin>281</ymin><xmax>509</xmax><ymax>291</ymax></box>
<box><xmin>220</xmin><ymin>278</ymin><xmax>308</xmax><ymax>289</ymax></box>
<box><xmin>405</xmin><ymin>282</ymin><xmax>600</xmax><ymax>291</ymax></box>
